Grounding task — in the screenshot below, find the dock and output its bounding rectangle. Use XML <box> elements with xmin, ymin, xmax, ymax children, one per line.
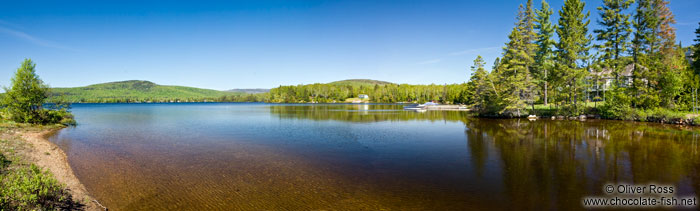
<box><xmin>403</xmin><ymin>104</ymin><xmax>469</xmax><ymax>111</ymax></box>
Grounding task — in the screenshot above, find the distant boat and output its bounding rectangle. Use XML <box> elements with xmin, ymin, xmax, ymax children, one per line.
<box><xmin>403</xmin><ymin>102</ymin><xmax>468</xmax><ymax>111</ymax></box>
<box><xmin>403</xmin><ymin>102</ymin><xmax>438</xmax><ymax>110</ymax></box>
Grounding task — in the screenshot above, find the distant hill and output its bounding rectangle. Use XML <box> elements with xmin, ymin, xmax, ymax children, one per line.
<box><xmin>226</xmin><ymin>88</ymin><xmax>270</xmax><ymax>94</ymax></box>
<box><xmin>327</xmin><ymin>79</ymin><xmax>394</xmax><ymax>87</ymax></box>
<box><xmin>49</xmin><ymin>80</ymin><xmax>235</xmax><ymax>103</ymax></box>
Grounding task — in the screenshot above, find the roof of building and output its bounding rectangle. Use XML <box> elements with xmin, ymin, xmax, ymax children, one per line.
<box><xmin>590</xmin><ymin>63</ymin><xmax>646</xmax><ymax>78</ymax></box>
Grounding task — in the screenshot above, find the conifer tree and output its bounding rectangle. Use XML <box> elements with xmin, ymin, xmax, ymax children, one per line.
<box><xmin>555</xmin><ymin>0</ymin><xmax>591</xmax><ymax>114</ymax></box>
<box><xmin>691</xmin><ymin>22</ymin><xmax>700</xmax><ymax>113</ymax></box>
<box><xmin>498</xmin><ymin>4</ymin><xmax>538</xmax><ymax>116</ymax></box>
<box><xmin>694</xmin><ymin>22</ymin><xmax>700</xmax><ymax>75</ymax></box>
<box><xmin>534</xmin><ymin>0</ymin><xmax>555</xmax><ymax>106</ymax></box>
<box><xmin>594</xmin><ymin>0</ymin><xmax>634</xmax><ymax>81</ymax></box>
<box><xmin>468</xmin><ymin>55</ymin><xmax>490</xmax><ymax>112</ymax></box>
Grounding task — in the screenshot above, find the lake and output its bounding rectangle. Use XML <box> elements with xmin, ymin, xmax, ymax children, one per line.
<box><xmin>48</xmin><ymin>103</ymin><xmax>700</xmax><ymax>210</ymax></box>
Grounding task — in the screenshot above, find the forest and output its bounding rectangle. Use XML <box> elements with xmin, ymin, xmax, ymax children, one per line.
<box><xmin>266</xmin><ymin>0</ymin><xmax>700</xmax><ymax>120</ymax></box>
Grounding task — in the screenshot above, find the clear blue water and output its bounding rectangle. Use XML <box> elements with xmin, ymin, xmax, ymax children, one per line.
<box><xmin>49</xmin><ymin>103</ymin><xmax>700</xmax><ymax>210</ymax></box>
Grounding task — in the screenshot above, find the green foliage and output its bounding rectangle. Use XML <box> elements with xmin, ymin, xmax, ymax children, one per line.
<box><xmin>1</xmin><ymin>59</ymin><xmax>49</xmax><ymax>124</ymax></box>
<box><xmin>594</xmin><ymin>0</ymin><xmax>633</xmax><ymax>80</ymax></box>
<box><xmin>534</xmin><ymin>0</ymin><xmax>555</xmax><ymax>105</ymax></box>
<box><xmin>692</xmin><ymin>116</ymin><xmax>700</xmax><ymax>126</ymax></box>
<box><xmin>327</xmin><ymin>79</ymin><xmax>393</xmax><ymax>87</ymax></box>
<box><xmin>694</xmin><ymin>22</ymin><xmax>700</xmax><ymax>74</ymax></box>
<box><xmin>555</xmin><ymin>0</ymin><xmax>591</xmax><ymax>115</ymax></box>
<box><xmin>0</xmin><ymin>163</ymin><xmax>69</xmax><ymax>210</ymax></box>
<box><xmin>1</xmin><ymin>59</ymin><xmax>75</xmax><ymax>125</ymax></box>
<box><xmin>600</xmin><ymin>86</ymin><xmax>635</xmax><ymax>120</ymax></box>
<box><xmin>49</xmin><ymin>80</ymin><xmax>239</xmax><ymax>103</ymax></box>
<box><xmin>268</xmin><ymin>81</ymin><xmax>469</xmax><ymax>104</ymax></box>
<box><xmin>465</xmin><ymin>55</ymin><xmax>506</xmax><ymax>116</ymax></box>
<box><xmin>481</xmin><ymin>2</ymin><xmax>540</xmax><ymax>117</ymax></box>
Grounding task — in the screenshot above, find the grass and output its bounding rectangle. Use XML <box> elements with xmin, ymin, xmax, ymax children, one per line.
<box><xmin>532</xmin><ymin>101</ymin><xmax>603</xmax><ymax>110</ymax></box>
<box><xmin>529</xmin><ymin>101</ymin><xmax>700</xmax><ymax>125</ymax></box>
<box><xmin>0</xmin><ymin>122</ymin><xmax>83</xmax><ymax>210</ymax></box>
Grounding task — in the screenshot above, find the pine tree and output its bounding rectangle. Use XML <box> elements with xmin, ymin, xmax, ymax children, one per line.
<box><xmin>631</xmin><ymin>0</ymin><xmax>657</xmax><ymax>107</ymax></box>
<box><xmin>694</xmin><ymin>22</ymin><xmax>700</xmax><ymax>75</ymax></box>
<box><xmin>691</xmin><ymin>22</ymin><xmax>700</xmax><ymax>112</ymax></box>
<box><xmin>630</xmin><ymin>0</ymin><xmax>678</xmax><ymax>108</ymax></box>
<box><xmin>498</xmin><ymin>4</ymin><xmax>537</xmax><ymax>117</ymax></box>
<box><xmin>655</xmin><ymin>0</ymin><xmax>676</xmax><ymax>57</ymax></box>
<box><xmin>523</xmin><ymin>0</ymin><xmax>538</xmax><ymax>58</ymax></box>
<box><xmin>534</xmin><ymin>0</ymin><xmax>555</xmax><ymax>106</ymax></box>
<box><xmin>468</xmin><ymin>55</ymin><xmax>490</xmax><ymax>112</ymax></box>
<box><xmin>594</xmin><ymin>0</ymin><xmax>634</xmax><ymax>81</ymax></box>
<box><xmin>556</xmin><ymin>0</ymin><xmax>591</xmax><ymax>114</ymax></box>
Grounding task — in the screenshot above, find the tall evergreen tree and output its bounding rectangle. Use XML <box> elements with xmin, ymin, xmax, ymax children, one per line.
<box><xmin>534</xmin><ymin>0</ymin><xmax>555</xmax><ymax>106</ymax></box>
<box><xmin>594</xmin><ymin>0</ymin><xmax>634</xmax><ymax>81</ymax></box>
<box><xmin>630</xmin><ymin>0</ymin><xmax>657</xmax><ymax>107</ymax></box>
<box><xmin>523</xmin><ymin>0</ymin><xmax>538</xmax><ymax>58</ymax></box>
<box><xmin>468</xmin><ymin>55</ymin><xmax>490</xmax><ymax>112</ymax></box>
<box><xmin>555</xmin><ymin>0</ymin><xmax>591</xmax><ymax>113</ymax></box>
<box><xmin>691</xmin><ymin>22</ymin><xmax>700</xmax><ymax>113</ymax></box>
<box><xmin>630</xmin><ymin>0</ymin><xmax>678</xmax><ymax>108</ymax></box>
<box><xmin>498</xmin><ymin>4</ymin><xmax>538</xmax><ymax>116</ymax></box>
<box><xmin>653</xmin><ymin>0</ymin><xmax>676</xmax><ymax>62</ymax></box>
<box><xmin>694</xmin><ymin>22</ymin><xmax>700</xmax><ymax>75</ymax></box>
<box><xmin>653</xmin><ymin>0</ymin><xmax>681</xmax><ymax>108</ymax></box>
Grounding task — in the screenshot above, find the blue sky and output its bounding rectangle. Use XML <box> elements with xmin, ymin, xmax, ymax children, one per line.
<box><xmin>0</xmin><ymin>0</ymin><xmax>698</xmax><ymax>90</ymax></box>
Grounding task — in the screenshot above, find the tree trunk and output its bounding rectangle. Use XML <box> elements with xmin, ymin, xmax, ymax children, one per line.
<box><xmin>544</xmin><ymin>81</ymin><xmax>548</xmax><ymax>106</ymax></box>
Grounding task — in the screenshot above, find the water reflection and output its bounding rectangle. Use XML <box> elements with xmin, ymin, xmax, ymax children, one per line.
<box><xmin>271</xmin><ymin>104</ymin><xmax>700</xmax><ymax>210</ymax></box>
<box><xmin>49</xmin><ymin>103</ymin><xmax>699</xmax><ymax>210</ymax></box>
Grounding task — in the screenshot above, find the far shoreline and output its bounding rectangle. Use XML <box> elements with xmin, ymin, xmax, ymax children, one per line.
<box><xmin>62</xmin><ymin>102</ymin><xmax>700</xmax><ymax>127</ymax></box>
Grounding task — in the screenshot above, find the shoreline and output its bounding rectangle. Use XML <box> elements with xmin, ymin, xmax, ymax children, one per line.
<box><xmin>18</xmin><ymin>128</ymin><xmax>103</xmax><ymax>211</ymax></box>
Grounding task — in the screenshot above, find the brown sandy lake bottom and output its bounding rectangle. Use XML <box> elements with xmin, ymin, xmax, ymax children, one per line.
<box><xmin>49</xmin><ymin>103</ymin><xmax>700</xmax><ymax>210</ymax></box>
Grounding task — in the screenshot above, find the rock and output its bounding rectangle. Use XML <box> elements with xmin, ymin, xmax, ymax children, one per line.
<box><xmin>551</xmin><ymin>116</ymin><xmax>556</xmax><ymax>120</ymax></box>
<box><xmin>557</xmin><ymin>116</ymin><xmax>565</xmax><ymax>120</ymax></box>
<box><xmin>579</xmin><ymin>115</ymin><xmax>587</xmax><ymax>120</ymax></box>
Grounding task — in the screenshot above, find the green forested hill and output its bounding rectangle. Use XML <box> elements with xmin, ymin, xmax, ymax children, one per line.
<box><xmin>49</xmin><ymin>80</ymin><xmax>235</xmax><ymax>103</ymax></box>
<box><xmin>327</xmin><ymin>79</ymin><xmax>394</xmax><ymax>87</ymax></box>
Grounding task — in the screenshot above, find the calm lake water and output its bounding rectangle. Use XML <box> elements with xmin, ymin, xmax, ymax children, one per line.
<box><xmin>49</xmin><ymin>103</ymin><xmax>700</xmax><ymax>210</ymax></box>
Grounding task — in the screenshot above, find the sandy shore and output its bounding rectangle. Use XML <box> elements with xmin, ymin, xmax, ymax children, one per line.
<box><xmin>19</xmin><ymin>129</ymin><xmax>104</xmax><ymax>211</ymax></box>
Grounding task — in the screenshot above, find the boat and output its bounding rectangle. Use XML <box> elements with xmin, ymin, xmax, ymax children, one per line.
<box><xmin>403</xmin><ymin>102</ymin><xmax>438</xmax><ymax>111</ymax></box>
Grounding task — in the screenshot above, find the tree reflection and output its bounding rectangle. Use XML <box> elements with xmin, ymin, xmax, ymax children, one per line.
<box><xmin>464</xmin><ymin>119</ymin><xmax>700</xmax><ymax>210</ymax></box>
<box><xmin>269</xmin><ymin>104</ymin><xmax>700</xmax><ymax>209</ymax></box>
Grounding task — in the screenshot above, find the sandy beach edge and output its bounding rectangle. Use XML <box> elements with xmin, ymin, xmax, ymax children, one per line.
<box><xmin>19</xmin><ymin>128</ymin><xmax>105</xmax><ymax>211</ymax></box>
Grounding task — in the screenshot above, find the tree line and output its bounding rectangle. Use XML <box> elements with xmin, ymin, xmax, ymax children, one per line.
<box><xmin>468</xmin><ymin>0</ymin><xmax>697</xmax><ymax>118</ymax></box>
<box><xmin>267</xmin><ymin>0</ymin><xmax>700</xmax><ymax>119</ymax></box>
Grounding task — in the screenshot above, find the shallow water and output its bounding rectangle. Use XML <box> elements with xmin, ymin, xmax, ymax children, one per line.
<box><xmin>49</xmin><ymin>103</ymin><xmax>700</xmax><ymax>210</ymax></box>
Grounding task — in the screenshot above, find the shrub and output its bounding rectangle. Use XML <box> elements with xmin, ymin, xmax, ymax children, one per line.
<box><xmin>599</xmin><ymin>87</ymin><xmax>635</xmax><ymax>120</ymax></box>
<box><xmin>0</xmin><ymin>164</ymin><xmax>68</xmax><ymax>209</ymax></box>
<box><xmin>645</xmin><ymin>108</ymin><xmax>686</xmax><ymax>123</ymax></box>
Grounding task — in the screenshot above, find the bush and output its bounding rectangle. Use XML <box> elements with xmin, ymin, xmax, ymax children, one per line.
<box><xmin>0</xmin><ymin>164</ymin><xmax>69</xmax><ymax>209</ymax></box>
<box><xmin>646</xmin><ymin>108</ymin><xmax>686</xmax><ymax>123</ymax></box>
<box><xmin>599</xmin><ymin>87</ymin><xmax>635</xmax><ymax>120</ymax></box>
